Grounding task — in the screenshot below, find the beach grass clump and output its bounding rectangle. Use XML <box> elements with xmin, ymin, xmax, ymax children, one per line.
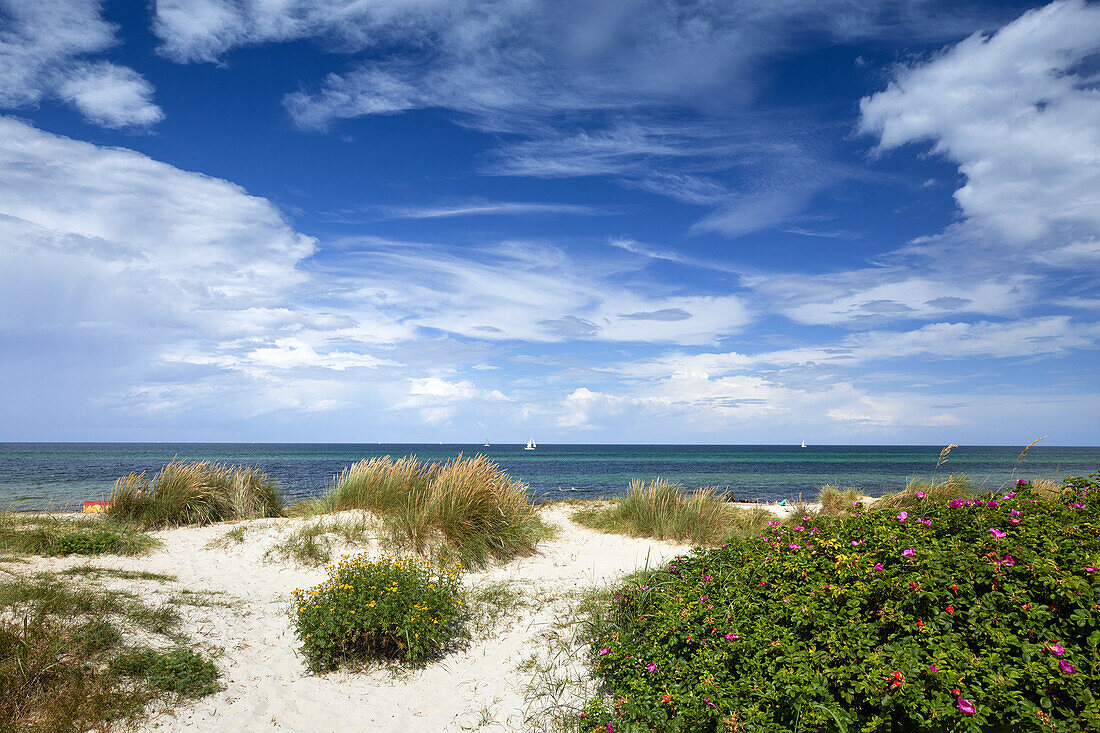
<box><xmin>0</xmin><ymin>512</ymin><xmax>159</xmax><ymax>557</ymax></box>
<box><xmin>571</xmin><ymin>478</ymin><xmax>768</xmax><ymax>546</ymax></box>
<box><xmin>265</xmin><ymin>514</ymin><xmax>376</xmax><ymax>566</ymax></box>
<box><xmin>579</xmin><ymin>473</ymin><xmax>1100</xmax><ymax>732</ymax></box>
<box><xmin>292</xmin><ymin>553</ymin><xmax>464</xmax><ymax>671</ymax></box>
<box><xmin>0</xmin><ymin>572</ymin><xmax>218</xmax><ymax>733</ymax></box>
<box><xmin>873</xmin><ymin>473</ymin><xmax>974</xmax><ymax>511</ymax></box>
<box><xmin>108</xmin><ymin>460</ymin><xmax>283</xmax><ymax>528</ymax></box>
<box><xmin>817</xmin><ymin>484</ymin><xmax>864</xmax><ymax>516</ymax></box>
<box><xmin>301</xmin><ymin>454</ymin><xmax>546</xmax><ymax>566</ymax></box>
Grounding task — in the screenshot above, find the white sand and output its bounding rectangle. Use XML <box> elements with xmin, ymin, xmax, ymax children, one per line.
<box><xmin>15</xmin><ymin>505</ymin><xmax>761</xmax><ymax>732</ymax></box>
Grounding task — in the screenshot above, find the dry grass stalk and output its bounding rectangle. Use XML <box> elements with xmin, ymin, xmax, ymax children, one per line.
<box><xmin>1017</xmin><ymin>436</ymin><xmax>1046</xmax><ymax>463</ymax></box>
<box><xmin>936</xmin><ymin>444</ymin><xmax>959</xmax><ymax>468</ymax></box>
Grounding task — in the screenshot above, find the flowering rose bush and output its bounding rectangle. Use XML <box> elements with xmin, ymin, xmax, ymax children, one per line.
<box><xmin>292</xmin><ymin>554</ymin><xmax>463</xmax><ymax>671</ymax></box>
<box><xmin>582</xmin><ymin>473</ymin><xmax>1100</xmax><ymax>732</ymax></box>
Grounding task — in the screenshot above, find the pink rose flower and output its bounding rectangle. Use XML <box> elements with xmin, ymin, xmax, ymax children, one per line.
<box><xmin>957</xmin><ymin>699</ymin><xmax>976</xmax><ymax>715</ymax></box>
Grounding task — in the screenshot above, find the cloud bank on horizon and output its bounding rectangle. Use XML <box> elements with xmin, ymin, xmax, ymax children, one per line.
<box><xmin>0</xmin><ymin>0</ymin><xmax>1097</xmax><ymax>444</ymax></box>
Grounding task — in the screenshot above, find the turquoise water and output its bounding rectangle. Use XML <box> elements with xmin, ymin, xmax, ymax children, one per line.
<box><xmin>1</xmin><ymin>442</ymin><xmax>1097</xmax><ymax>509</ymax></box>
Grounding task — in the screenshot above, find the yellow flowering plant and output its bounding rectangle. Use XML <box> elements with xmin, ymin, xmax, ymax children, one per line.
<box><xmin>291</xmin><ymin>553</ymin><xmax>464</xmax><ymax>671</ymax></box>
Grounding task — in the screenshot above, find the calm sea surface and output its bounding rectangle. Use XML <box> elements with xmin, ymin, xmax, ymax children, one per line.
<box><xmin>1</xmin><ymin>443</ymin><xmax>1098</xmax><ymax>510</ymax></box>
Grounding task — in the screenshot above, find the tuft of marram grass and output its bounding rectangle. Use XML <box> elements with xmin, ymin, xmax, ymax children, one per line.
<box><xmin>299</xmin><ymin>454</ymin><xmax>547</xmax><ymax>567</ymax></box>
<box><xmin>108</xmin><ymin>461</ymin><xmax>283</xmax><ymax>529</ymax></box>
<box><xmin>818</xmin><ymin>485</ymin><xmax>864</xmax><ymax>516</ymax></box>
<box><xmin>872</xmin><ymin>474</ymin><xmax>974</xmax><ymax>511</ymax></box>
<box><xmin>572</xmin><ymin>478</ymin><xmax>766</xmax><ymax>546</ymax></box>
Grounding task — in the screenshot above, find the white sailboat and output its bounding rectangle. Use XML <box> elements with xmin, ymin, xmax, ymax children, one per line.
<box><xmin>524</xmin><ymin>438</ymin><xmax>536</xmax><ymax>451</ymax></box>
<box><xmin>800</xmin><ymin>440</ymin><xmax>807</xmax><ymax>448</ymax></box>
<box><xmin>483</xmin><ymin>438</ymin><xmax>491</xmax><ymax>447</ymax></box>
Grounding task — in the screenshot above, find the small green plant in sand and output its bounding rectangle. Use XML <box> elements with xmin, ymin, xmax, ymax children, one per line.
<box><xmin>266</xmin><ymin>514</ymin><xmax>377</xmax><ymax>566</ymax></box>
<box><xmin>0</xmin><ymin>571</ymin><xmax>218</xmax><ymax>733</ymax></box>
<box><xmin>108</xmin><ymin>460</ymin><xmax>283</xmax><ymax>528</ymax></box>
<box><xmin>298</xmin><ymin>454</ymin><xmax>548</xmax><ymax>567</ymax></box>
<box><xmin>571</xmin><ymin>478</ymin><xmax>772</xmax><ymax>546</ymax></box>
<box><xmin>292</xmin><ymin>553</ymin><xmax>464</xmax><ymax>671</ymax></box>
<box><xmin>0</xmin><ymin>512</ymin><xmax>159</xmax><ymax>557</ymax></box>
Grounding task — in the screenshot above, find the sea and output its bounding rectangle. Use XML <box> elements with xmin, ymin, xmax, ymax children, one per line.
<box><xmin>2</xmin><ymin>442</ymin><xmax>1098</xmax><ymax>510</ymax></box>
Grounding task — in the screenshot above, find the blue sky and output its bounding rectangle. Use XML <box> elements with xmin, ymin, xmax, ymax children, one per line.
<box><xmin>1</xmin><ymin>0</ymin><xmax>1098</xmax><ymax>445</ymax></box>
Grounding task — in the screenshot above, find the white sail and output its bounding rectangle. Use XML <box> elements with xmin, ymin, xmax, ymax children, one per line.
<box><xmin>525</xmin><ymin>438</ymin><xmax>536</xmax><ymax>450</ymax></box>
<box><xmin>801</xmin><ymin>440</ymin><xmax>807</xmax><ymax>448</ymax></box>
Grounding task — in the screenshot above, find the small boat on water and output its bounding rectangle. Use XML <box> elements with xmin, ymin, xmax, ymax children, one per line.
<box><xmin>483</xmin><ymin>438</ymin><xmax>490</xmax><ymax>447</ymax></box>
<box><xmin>801</xmin><ymin>440</ymin><xmax>807</xmax><ymax>448</ymax></box>
<box><xmin>524</xmin><ymin>438</ymin><xmax>536</xmax><ymax>451</ymax></box>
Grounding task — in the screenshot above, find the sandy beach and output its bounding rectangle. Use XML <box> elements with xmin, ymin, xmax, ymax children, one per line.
<box><xmin>9</xmin><ymin>503</ymin><xmax>789</xmax><ymax>732</ymax></box>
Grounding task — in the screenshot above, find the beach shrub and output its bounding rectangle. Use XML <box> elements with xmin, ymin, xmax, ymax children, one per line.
<box><xmin>581</xmin><ymin>474</ymin><xmax>1100</xmax><ymax>732</ymax></box>
<box><xmin>292</xmin><ymin>553</ymin><xmax>464</xmax><ymax>671</ymax></box>
<box><xmin>299</xmin><ymin>454</ymin><xmax>546</xmax><ymax>566</ymax></box>
<box><xmin>108</xmin><ymin>460</ymin><xmax>283</xmax><ymax>528</ymax></box>
<box><xmin>572</xmin><ymin>478</ymin><xmax>773</xmax><ymax>546</ymax></box>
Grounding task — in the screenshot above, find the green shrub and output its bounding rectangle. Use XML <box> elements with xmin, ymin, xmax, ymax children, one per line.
<box><xmin>581</xmin><ymin>474</ymin><xmax>1100</xmax><ymax>732</ymax></box>
<box><xmin>109</xmin><ymin>461</ymin><xmax>283</xmax><ymax>528</ymax></box>
<box><xmin>292</xmin><ymin>553</ymin><xmax>464</xmax><ymax>671</ymax></box>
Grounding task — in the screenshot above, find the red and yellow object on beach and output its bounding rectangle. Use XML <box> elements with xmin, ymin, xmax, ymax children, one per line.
<box><xmin>83</xmin><ymin>500</ymin><xmax>112</xmax><ymax>513</ymax></box>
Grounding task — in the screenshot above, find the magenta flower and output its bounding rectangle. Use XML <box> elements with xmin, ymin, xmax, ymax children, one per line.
<box><xmin>788</xmin><ymin>543</ymin><xmax>801</xmax><ymax>549</ymax></box>
<box><xmin>916</xmin><ymin>491</ymin><xmax>926</xmax><ymax>499</ymax></box>
<box><xmin>988</xmin><ymin>500</ymin><xmax>999</xmax><ymax>508</ymax></box>
<box><xmin>902</xmin><ymin>548</ymin><xmax>915</xmax><ymax>557</ymax></box>
<box><xmin>1016</xmin><ymin>479</ymin><xmax>1027</xmax><ymax>486</ymax></box>
<box><xmin>794</xmin><ymin>525</ymin><xmax>804</xmax><ymax>532</ymax></box>
<box><xmin>1073</xmin><ymin>502</ymin><xmax>1085</xmax><ymax>509</ymax></box>
<box><xmin>646</xmin><ymin>663</ymin><xmax>656</xmax><ymax>674</ymax></box>
<box><xmin>1005</xmin><ymin>491</ymin><xmax>1017</xmax><ymax>498</ymax></box>
<box><xmin>703</xmin><ymin>575</ymin><xmax>712</xmax><ymax>581</ymax></box>
<box><xmin>1003</xmin><ymin>555</ymin><xmax>1016</xmax><ymax>566</ymax></box>
<box><xmin>929</xmin><ymin>664</ymin><xmax>938</xmax><ymax>673</ymax></box>
<box><xmin>949</xmin><ymin>499</ymin><xmax>963</xmax><ymax>509</ymax></box>
<box><xmin>897</xmin><ymin>512</ymin><xmax>908</xmax><ymax>523</ymax></box>
<box><xmin>724</xmin><ymin>632</ymin><xmax>739</xmax><ymax>640</ymax></box>
<box><xmin>1009</xmin><ymin>509</ymin><xmax>1022</xmax><ymax>516</ymax></box>
<box><xmin>1060</xmin><ymin>660</ymin><xmax>1076</xmax><ymax>674</ymax></box>
<box><xmin>1009</xmin><ymin>518</ymin><xmax>1021</xmax><ymax>524</ymax></box>
<box><xmin>851</xmin><ymin>539</ymin><xmax>863</xmax><ymax>546</ymax></box>
<box><xmin>873</xmin><ymin>563</ymin><xmax>884</xmax><ymax>571</ymax></box>
<box><xmin>918</xmin><ymin>518</ymin><xmax>932</xmax><ymax>526</ymax></box>
<box><xmin>957</xmin><ymin>699</ymin><xmax>976</xmax><ymax>715</ymax></box>
<box><xmin>1086</xmin><ymin>567</ymin><xmax>1098</xmax><ymax>572</ymax></box>
<box><xmin>990</xmin><ymin>528</ymin><xmax>1007</xmax><ymax>539</ymax></box>
<box><xmin>1047</xmin><ymin>643</ymin><xmax>1065</xmax><ymax>657</ymax></box>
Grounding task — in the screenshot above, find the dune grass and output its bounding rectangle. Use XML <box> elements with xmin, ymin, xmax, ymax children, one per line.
<box><xmin>296</xmin><ymin>454</ymin><xmax>548</xmax><ymax>566</ymax></box>
<box><xmin>0</xmin><ymin>512</ymin><xmax>159</xmax><ymax>557</ymax></box>
<box><xmin>108</xmin><ymin>460</ymin><xmax>283</xmax><ymax>528</ymax></box>
<box><xmin>265</xmin><ymin>514</ymin><xmax>377</xmax><ymax>566</ymax></box>
<box><xmin>871</xmin><ymin>474</ymin><xmax>974</xmax><ymax>511</ymax></box>
<box><xmin>817</xmin><ymin>484</ymin><xmax>865</xmax><ymax>516</ymax></box>
<box><xmin>0</xmin><ymin>571</ymin><xmax>218</xmax><ymax>733</ymax></box>
<box><xmin>571</xmin><ymin>478</ymin><xmax>774</xmax><ymax>546</ymax></box>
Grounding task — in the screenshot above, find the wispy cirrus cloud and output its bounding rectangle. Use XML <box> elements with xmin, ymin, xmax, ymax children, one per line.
<box><xmin>153</xmin><ymin>0</ymin><xmax>1030</xmax><ymax>236</ymax></box>
<box><xmin>0</xmin><ymin>0</ymin><xmax>162</xmax><ymax>128</ymax></box>
<box><xmin>379</xmin><ymin>201</ymin><xmax>606</xmax><ymax>220</ymax></box>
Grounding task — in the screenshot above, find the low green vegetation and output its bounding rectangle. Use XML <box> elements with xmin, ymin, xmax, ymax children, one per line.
<box><xmin>580</xmin><ymin>474</ymin><xmax>1100</xmax><ymax>732</ymax></box>
<box><xmin>296</xmin><ymin>454</ymin><xmax>549</xmax><ymax>566</ymax></box>
<box><xmin>571</xmin><ymin>478</ymin><xmax>774</xmax><ymax>546</ymax></box>
<box><xmin>108</xmin><ymin>460</ymin><xmax>283</xmax><ymax>528</ymax></box>
<box><xmin>0</xmin><ymin>571</ymin><xmax>219</xmax><ymax>733</ymax></box>
<box><xmin>59</xmin><ymin>565</ymin><xmax>177</xmax><ymax>582</ymax></box>
<box><xmin>0</xmin><ymin>512</ymin><xmax>159</xmax><ymax>557</ymax></box>
<box><xmin>817</xmin><ymin>484</ymin><xmax>864</xmax><ymax>516</ymax></box>
<box><xmin>292</xmin><ymin>553</ymin><xmax>465</xmax><ymax>671</ymax></box>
